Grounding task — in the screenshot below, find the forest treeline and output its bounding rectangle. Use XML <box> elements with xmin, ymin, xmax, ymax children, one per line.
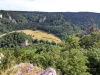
<box><xmin>1</xmin><ymin>10</ymin><xmax>100</xmax><ymax>38</ymax></box>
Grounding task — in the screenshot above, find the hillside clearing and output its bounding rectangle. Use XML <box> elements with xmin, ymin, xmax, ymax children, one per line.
<box><xmin>0</xmin><ymin>30</ymin><xmax>61</xmax><ymax>43</ymax></box>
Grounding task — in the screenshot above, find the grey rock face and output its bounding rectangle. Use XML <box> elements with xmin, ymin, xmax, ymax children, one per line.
<box><xmin>40</xmin><ymin>68</ymin><xmax>56</xmax><ymax>75</ymax></box>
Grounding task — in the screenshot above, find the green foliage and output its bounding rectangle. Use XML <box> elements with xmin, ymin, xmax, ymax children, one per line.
<box><xmin>63</xmin><ymin>12</ymin><xmax>100</xmax><ymax>30</ymax></box>
<box><xmin>0</xmin><ymin>41</ymin><xmax>91</xmax><ymax>75</ymax></box>
<box><xmin>0</xmin><ymin>50</ymin><xmax>15</xmax><ymax>70</ymax></box>
<box><xmin>80</xmin><ymin>34</ymin><xmax>93</xmax><ymax>49</ymax></box>
<box><xmin>80</xmin><ymin>32</ymin><xmax>100</xmax><ymax>49</ymax></box>
<box><xmin>57</xmin><ymin>49</ymin><xmax>90</xmax><ymax>75</ymax></box>
<box><xmin>0</xmin><ymin>32</ymin><xmax>33</xmax><ymax>48</ymax></box>
<box><xmin>84</xmin><ymin>48</ymin><xmax>100</xmax><ymax>75</ymax></box>
<box><xmin>61</xmin><ymin>35</ymin><xmax>80</xmax><ymax>52</ymax></box>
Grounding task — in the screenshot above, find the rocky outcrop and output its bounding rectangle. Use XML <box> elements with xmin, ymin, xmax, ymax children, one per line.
<box><xmin>0</xmin><ymin>14</ymin><xmax>2</xmax><ymax>18</ymax></box>
<box><xmin>82</xmin><ymin>27</ymin><xmax>99</xmax><ymax>36</ymax></box>
<box><xmin>7</xmin><ymin>13</ymin><xmax>17</xmax><ymax>24</ymax></box>
<box><xmin>39</xmin><ymin>16</ymin><xmax>46</xmax><ymax>23</ymax></box>
<box><xmin>9</xmin><ymin>63</ymin><xmax>57</xmax><ymax>75</ymax></box>
<box><xmin>12</xmin><ymin>19</ymin><xmax>17</xmax><ymax>23</ymax></box>
<box><xmin>19</xmin><ymin>40</ymin><xmax>29</xmax><ymax>46</ymax></box>
<box><xmin>7</xmin><ymin>13</ymin><xmax>12</xmax><ymax>20</ymax></box>
<box><xmin>40</xmin><ymin>68</ymin><xmax>56</xmax><ymax>75</ymax></box>
<box><xmin>0</xmin><ymin>53</ymin><xmax>4</xmax><ymax>63</ymax></box>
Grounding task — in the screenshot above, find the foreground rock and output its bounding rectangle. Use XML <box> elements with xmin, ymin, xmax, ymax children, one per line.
<box><xmin>0</xmin><ymin>53</ymin><xmax>4</xmax><ymax>63</ymax></box>
<box><xmin>8</xmin><ymin>63</ymin><xmax>57</xmax><ymax>75</ymax></box>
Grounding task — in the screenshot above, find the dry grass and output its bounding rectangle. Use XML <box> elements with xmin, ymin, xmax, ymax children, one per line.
<box><xmin>0</xmin><ymin>30</ymin><xmax>61</xmax><ymax>43</ymax></box>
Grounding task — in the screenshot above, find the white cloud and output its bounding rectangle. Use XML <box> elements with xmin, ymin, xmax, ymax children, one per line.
<box><xmin>0</xmin><ymin>0</ymin><xmax>100</xmax><ymax>12</ymax></box>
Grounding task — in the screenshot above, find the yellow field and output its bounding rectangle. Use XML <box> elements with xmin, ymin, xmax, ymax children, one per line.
<box><xmin>0</xmin><ymin>30</ymin><xmax>61</xmax><ymax>43</ymax></box>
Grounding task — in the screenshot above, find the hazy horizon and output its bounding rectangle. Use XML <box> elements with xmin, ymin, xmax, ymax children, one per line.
<box><xmin>0</xmin><ymin>0</ymin><xmax>100</xmax><ymax>13</ymax></box>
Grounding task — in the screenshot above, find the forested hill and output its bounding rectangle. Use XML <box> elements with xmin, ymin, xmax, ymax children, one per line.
<box><xmin>0</xmin><ymin>10</ymin><xmax>100</xmax><ymax>38</ymax></box>
<box><xmin>62</xmin><ymin>12</ymin><xmax>100</xmax><ymax>30</ymax></box>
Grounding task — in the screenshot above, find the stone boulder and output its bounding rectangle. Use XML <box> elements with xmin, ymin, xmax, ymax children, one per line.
<box><xmin>0</xmin><ymin>53</ymin><xmax>4</xmax><ymax>63</ymax></box>
<box><xmin>11</xmin><ymin>63</ymin><xmax>57</xmax><ymax>75</ymax></box>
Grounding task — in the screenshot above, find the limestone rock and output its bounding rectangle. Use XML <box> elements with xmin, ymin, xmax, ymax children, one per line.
<box><xmin>12</xmin><ymin>63</ymin><xmax>57</xmax><ymax>75</ymax></box>
<box><xmin>39</xmin><ymin>16</ymin><xmax>46</xmax><ymax>23</ymax></box>
<box><xmin>0</xmin><ymin>53</ymin><xmax>4</xmax><ymax>63</ymax></box>
<box><xmin>0</xmin><ymin>14</ymin><xmax>2</xmax><ymax>18</ymax></box>
<box><xmin>7</xmin><ymin>13</ymin><xmax>12</xmax><ymax>20</ymax></box>
<box><xmin>82</xmin><ymin>27</ymin><xmax>99</xmax><ymax>36</ymax></box>
<box><xmin>7</xmin><ymin>13</ymin><xmax>17</xmax><ymax>24</ymax></box>
<box><xmin>41</xmin><ymin>68</ymin><xmax>56</xmax><ymax>75</ymax></box>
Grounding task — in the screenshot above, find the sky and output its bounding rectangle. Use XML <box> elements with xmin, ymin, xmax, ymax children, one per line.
<box><xmin>0</xmin><ymin>0</ymin><xmax>100</xmax><ymax>12</ymax></box>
